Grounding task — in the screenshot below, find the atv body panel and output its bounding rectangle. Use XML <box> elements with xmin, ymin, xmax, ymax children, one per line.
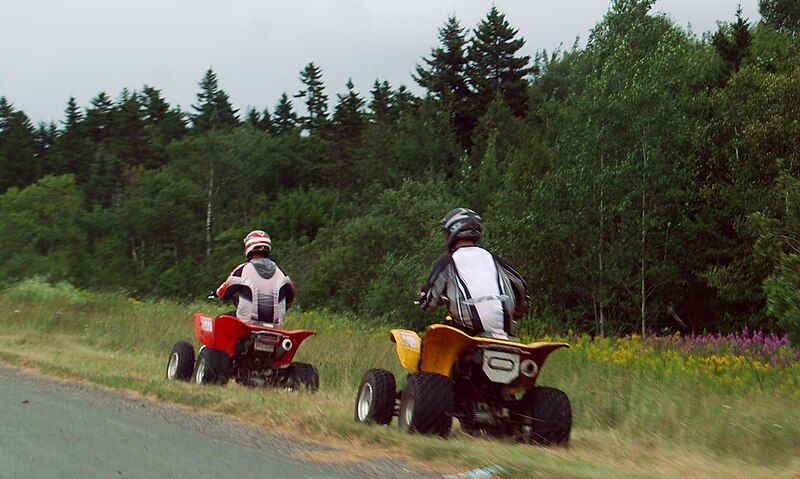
<box><xmin>194</xmin><ymin>313</ymin><xmax>315</xmax><ymax>367</ymax></box>
<box><xmin>168</xmin><ymin>312</ymin><xmax>318</xmax><ymax>391</ymax></box>
<box><xmin>391</xmin><ymin>324</ymin><xmax>568</xmax><ymax>393</ymax></box>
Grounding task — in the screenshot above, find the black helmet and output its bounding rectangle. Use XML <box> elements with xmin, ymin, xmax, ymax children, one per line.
<box><xmin>442</xmin><ymin>208</ymin><xmax>482</xmax><ymax>251</ymax></box>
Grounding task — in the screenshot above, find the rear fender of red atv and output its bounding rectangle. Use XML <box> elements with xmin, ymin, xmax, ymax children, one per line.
<box><xmin>271</xmin><ymin>329</ymin><xmax>316</xmax><ymax>366</ymax></box>
<box><xmin>193</xmin><ymin>313</ymin><xmax>316</xmax><ymax>365</ymax></box>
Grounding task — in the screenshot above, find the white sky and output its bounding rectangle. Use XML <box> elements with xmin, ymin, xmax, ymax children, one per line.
<box><xmin>1</xmin><ymin>0</ymin><xmax>759</xmax><ymax>125</ymax></box>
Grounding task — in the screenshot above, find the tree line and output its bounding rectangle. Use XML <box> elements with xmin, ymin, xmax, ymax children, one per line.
<box><xmin>1</xmin><ymin>0</ymin><xmax>800</xmax><ymax>341</ymax></box>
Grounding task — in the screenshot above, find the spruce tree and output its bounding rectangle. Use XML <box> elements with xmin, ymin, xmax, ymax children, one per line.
<box><xmin>712</xmin><ymin>7</ymin><xmax>752</xmax><ymax>77</ymax></box>
<box><xmin>369</xmin><ymin>79</ymin><xmax>397</xmax><ymax>124</ymax></box>
<box><xmin>273</xmin><ymin>93</ymin><xmax>298</xmax><ymax>134</ymax></box>
<box><xmin>414</xmin><ymin>16</ymin><xmax>470</xmax><ymax>103</ymax></box>
<box><xmin>191</xmin><ymin>67</ymin><xmax>239</xmax><ymax>132</ymax></box>
<box><xmin>0</xmin><ymin>97</ymin><xmax>39</xmax><ymax>191</ymax></box>
<box><xmin>330</xmin><ymin>79</ymin><xmax>367</xmax><ymax>190</ymax></box>
<box><xmin>258</xmin><ymin>107</ymin><xmax>274</xmax><ymax>133</ymax></box>
<box><xmin>245</xmin><ymin>106</ymin><xmax>260</xmax><ymax>128</ymax></box>
<box><xmin>414</xmin><ymin>16</ymin><xmax>472</xmax><ymax>148</ymax></box>
<box><xmin>333</xmin><ymin>79</ymin><xmax>366</xmax><ymax>136</ymax></box>
<box><xmin>295</xmin><ymin>62</ymin><xmax>329</xmax><ymax>133</ymax></box>
<box><xmin>34</xmin><ymin>121</ymin><xmax>58</xmax><ymax>177</ymax></box>
<box><xmin>141</xmin><ymin>85</ymin><xmax>187</xmax><ymax>141</ymax></box>
<box><xmin>53</xmin><ymin>97</ymin><xmax>89</xmax><ymax>178</ymax></box>
<box><xmin>85</xmin><ymin>92</ymin><xmax>113</xmax><ymax>143</ymax></box>
<box><xmin>466</xmin><ymin>7</ymin><xmax>532</xmax><ymax>119</ymax></box>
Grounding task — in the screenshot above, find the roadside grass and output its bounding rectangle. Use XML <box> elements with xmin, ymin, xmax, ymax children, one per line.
<box><xmin>1</xmin><ymin>279</ymin><xmax>798</xmax><ymax>479</ymax></box>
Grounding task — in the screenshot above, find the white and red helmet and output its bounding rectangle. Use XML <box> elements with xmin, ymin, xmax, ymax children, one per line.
<box><xmin>244</xmin><ymin>230</ymin><xmax>272</xmax><ymax>259</ymax></box>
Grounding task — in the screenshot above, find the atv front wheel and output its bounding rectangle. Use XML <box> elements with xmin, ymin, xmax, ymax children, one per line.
<box><xmin>354</xmin><ymin>369</ymin><xmax>396</xmax><ymax>425</ymax></box>
<box><xmin>193</xmin><ymin>348</ymin><xmax>232</xmax><ymax>385</ymax></box>
<box><xmin>166</xmin><ymin>341</ymin><xmax>194</xmax><ymax>381</ymax></box>
<box><xmin>399</xmin><ymin>372</ymin><xmax>453</xmax><ymax>437</ymax></box>
<box><xmin>284</xmin><ymin>362</ymin><xmax>319</xmax><ymax>392</ymax></box>
<box><xmin>515</xmin><ymin>386</ymin><xmax>572</xmax><ymax>446</ymax></box>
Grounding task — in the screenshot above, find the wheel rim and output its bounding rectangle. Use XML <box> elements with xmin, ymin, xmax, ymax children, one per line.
<box><xmin>167</xmin><ymin>352</ymin><xmax>179</xmax><ymax>379</ymax></box>
<box><xmin>403</xmin><ymin>392</ymin><xmax>415</xmax><ymax>428</ymax></box>
<box><xmin>195</xmin><ymin>360</ymin><xmax>206</xmax><ymax>384</ymax></box>
<box><xmin>357</xmin><ymin>383</ymin><xmax>374</xmax><ymax>421</ymax></box>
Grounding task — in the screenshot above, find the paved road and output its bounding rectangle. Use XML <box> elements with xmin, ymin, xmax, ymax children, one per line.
<box><xmin>0</xmin><ymin>365</ymin><xmax>440</xmax><ymax>479</ymax></box>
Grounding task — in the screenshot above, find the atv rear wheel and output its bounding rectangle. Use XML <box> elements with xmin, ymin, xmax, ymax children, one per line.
<box><xmin>354</xmin><ymin>369</ymin><xmax>396</xmax><ymax>425</ymax></box>
<box><xmin>166</xmin><ymin>341</ymin><xmax>194</xmax><ymax>381</ymax></box>
<box><xmin>515</xmin><ymin>386</ymin><xmax>572</xmax><ymax>446</ymax></box>
<box><xmin>193</xmin><ymin>348</ymin><xmax>232</xmax><ymax>385</ymax></box>
<box><xmin>399</xmin><ymin>372</ymin><xmax>453</xmax><ymax>437</ymax></box>
<box><xmin>284</xmin><ymin>362</ymin><xmax>319</xmax><ymax>392</ymax></box>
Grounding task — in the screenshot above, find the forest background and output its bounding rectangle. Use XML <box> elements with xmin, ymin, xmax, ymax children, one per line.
<box><xmin>2</xmin><ymin>0</ymin><xmax>800</xmax><ymax>342</ymax></box>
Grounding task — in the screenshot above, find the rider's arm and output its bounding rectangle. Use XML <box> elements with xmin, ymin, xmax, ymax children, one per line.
<box><xmin>495</xmin><ymin>256</ymin><xmax>530</xmax><ymax>320</ymax></box>
<box><xmin>215</xmin><ymin>263</ymin><xmax>246</xmax><ymax>299</ymax></box>
<box><xmin>280</xmin><ymin>277</ymin><xmax>296</xmax><ymax>309</ymax></box>
<box><xmin>419</xmin><ymin>255</ymin><xmax>450</xmax><ymax>311</ymax></box>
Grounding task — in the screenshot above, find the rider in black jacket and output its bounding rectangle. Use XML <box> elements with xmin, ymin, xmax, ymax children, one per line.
<box><xmin>418</xmin><ymin>208</ymin><xmax>529</xmax><ymax>337</ymax></box>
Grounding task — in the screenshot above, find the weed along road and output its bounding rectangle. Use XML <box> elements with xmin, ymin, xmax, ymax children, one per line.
<box><xmin>0</xmin><ymin>364</ymin><xmax>439</xmax><ymax>479</ymax></box>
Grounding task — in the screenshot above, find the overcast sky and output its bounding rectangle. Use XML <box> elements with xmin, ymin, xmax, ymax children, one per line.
<box><xmin>1</xmin><ymin>1</ymin><xmax>760</xmax><ymax>125</ymax></box>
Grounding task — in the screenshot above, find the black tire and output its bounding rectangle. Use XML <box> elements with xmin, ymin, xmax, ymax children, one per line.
<box><xmin>354</xmin><ymin>369</ymin><xmax>397</xmax><ymax>425</ymax></box>
<box><xmin>398</xmin><ymin>372</ymin><xmax>453</xmax><ymax>437</ymax></box>
<box><xmin>284</xmin><ymin>362</ymin><xmax>319</xmax><ymax>392</ymax></box>
<box><xmin>193</xmin><ymin>348</ymin><xmax>232</xmax><ymax>385</ymax></box>
<box><xmin>166</xmin><ymin>341</ymin><xmax>194</xmax><ymax>381</ymax></box>
<box><xmin>516</xmin><ymin>386</ymin><xmax>572</xmax><ymax>446</ymax></box>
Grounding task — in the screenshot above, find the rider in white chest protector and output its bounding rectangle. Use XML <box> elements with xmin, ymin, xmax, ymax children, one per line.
<box><xmin>418</xmin><ymin>208</ymin><xmax>530</xmax><ymax>337</ymax></box>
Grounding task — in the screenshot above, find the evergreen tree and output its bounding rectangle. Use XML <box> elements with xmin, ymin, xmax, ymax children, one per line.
<box><xmin>64</xmin><ymin>96</ymin><xmax>83</xmax><ymax>129</ymax></box>
<box><xmin>52</xmin><ymin>97</ymin><xmax>89</xmax><ymax>178</ymax></box>
<box><xmin>258</xmin><ymin>107</ymin><xmax>274</xmax><ymax>133</ymax></box>
<box><xmin>369</xmin><ymin>79</ymin><xmax>397</xmax><ymax>125</ymax></box>
<box><xmin>141</xmin><ymin>85</ymin><xmax>187</xmax><ymax>142</ymax></box>
<box><xmin>273</xmin><ymin>93</ymin><xmax>298</xmax><ymax>134</ymax></box>
<box><xmin>85</xmin><ymin>92</ymin><xmax>113</xmax><ymax>144</ymax></box>
<box><xmin>0</xmin><ymin>97</ymin><xmax>39</xmax><ymax>191</ymax></box>
<box><xmin>712</xmin><ymin>7</ymin><xmax>753</xmax><ymax>78</ymax></box>
<box><xmin>295</xmin><ymin>62</ymin><xmax>329</xmax><ymax>133</ymax></box>
<box><xmin>330</xmin><ymin>79</ymin><xmax>367</xmax><ymax>190</ymax></box>
<box><xmin>333</xmin><ymin>79</ymin><xmax>366</xmax><ymax>136</ymax></box>
<box><xmin>245</xmin><ymin>106</ymin><xmax>261</xmax><ymax>128</ymax></box>
<box><xmin>33</xmin><ymin>121</ymin><xmax>58</xmax><ymax>177</ymax></box>
<box><xmin>415</xmin><ymin>16</ymin><xmax>470</xmax><ymax>102</ymax></box>
<box><xmin>466</xmin><ymin>7</ymin><xmax>532</xmax><ymax>119</ymax></box>
<box><xmin>415</xmin><ymin>16</ymin><xmax>473</xmax><ymax>148</ymax></box>
<box><xmin>109</xmin><ymin>89</ymin><xmax>151</xmax><ymax>168</ymax></box>
<box><xmin>191</xmin><ymin>67</ymin><xmax>239</xmax><ymax>132</ymax></box>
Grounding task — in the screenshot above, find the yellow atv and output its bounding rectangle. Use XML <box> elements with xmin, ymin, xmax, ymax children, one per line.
<box><xmin>354</xmin><ymin>324</ymin><xmax>571</xmax><ymax>445</ymax></box>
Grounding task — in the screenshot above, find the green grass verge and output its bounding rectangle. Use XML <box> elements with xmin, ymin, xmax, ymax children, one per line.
<box><xmin>0</xmin><ymin>279</ymin><xmax>798</xmax><ymax>479</ymax></box>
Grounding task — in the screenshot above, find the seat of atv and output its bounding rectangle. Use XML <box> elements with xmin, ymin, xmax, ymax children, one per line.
<box><xmin>474</xmin><ymin>331</ymin><xmax>518</xmax><ymax>342</ymax></box>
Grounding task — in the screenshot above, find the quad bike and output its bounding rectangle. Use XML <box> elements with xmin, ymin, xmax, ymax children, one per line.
<box><xmin>354</xmin><ymin>324</ymin><xmax>571</xmax><ymax>445</ymax></box>
<box><xmin>166</xmin><ymin>313</ymin><xmax>319</xmax><ymax>391</ymax></box>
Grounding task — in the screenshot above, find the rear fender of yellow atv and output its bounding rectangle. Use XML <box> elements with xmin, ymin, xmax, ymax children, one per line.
<box><xmin>389</xmin><ymin>329</ymin><xmax>422</xmax><ymax>373</ymax></box>
<box><xmin>404</xmin><ymin>325</ymin><xmax>570</xmax><ymax>391</ymax></box>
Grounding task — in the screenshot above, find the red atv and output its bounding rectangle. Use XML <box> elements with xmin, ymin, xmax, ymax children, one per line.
<box><xmin>166</xmin><ymin>313</ymin><xmax>319</xmax><ymax>391</ymax></box>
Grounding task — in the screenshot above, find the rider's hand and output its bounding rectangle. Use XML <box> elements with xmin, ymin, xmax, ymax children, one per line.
<box><xmin>417</xmin><ymin>291</ymin><xmax>428</xmax><ymax>309</ymax></box>
<box><xmin>207</xmin><ymin>290</ymin><xmax>218</xmax><ymax>300</ymax></box>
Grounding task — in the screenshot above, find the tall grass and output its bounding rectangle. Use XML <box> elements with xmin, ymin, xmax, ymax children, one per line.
<box><xmin>1</xmin><ymin>278</ymin><xmax>798</xmax><ymax>479</ymax></box>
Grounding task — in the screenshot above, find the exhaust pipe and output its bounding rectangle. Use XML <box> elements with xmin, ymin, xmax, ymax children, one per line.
<box><xmin>520</xmin><ymin>359</ymin><xmax>539</xmax><ymax>378</ymax></box>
